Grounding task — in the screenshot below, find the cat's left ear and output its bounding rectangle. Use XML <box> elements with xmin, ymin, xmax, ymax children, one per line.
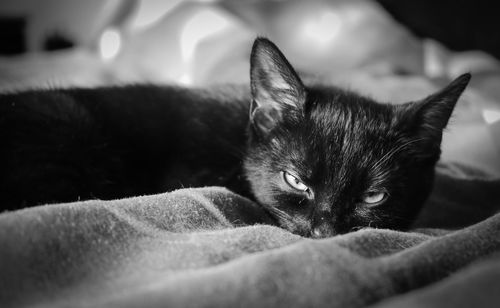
<box><xmin>249</xmin><ymin>38</ymin><xmax>306</xmax><ymax>135</ymax></box>
<box><xmin>404</xmin><ymin>73</ymin><xmax>471</xmax><ymax>150</ymax></box>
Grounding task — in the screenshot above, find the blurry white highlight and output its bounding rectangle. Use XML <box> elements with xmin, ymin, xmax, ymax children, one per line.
<box><xmin>300</xmin><ymin>11</ymin><xmax>341</xmax><ymax>47</ymax></box>
<box><xmin>132</xmin><ymin>0</ymin><xmax>184</xmax><ymax>29</ymax></box>
<box><xmin>99</xmin><ymin>28</ymin><xmax>121</xmax><ymax>60</ymax></box>
<box><xmin>179</xmin><ymin>73</ymin><xmax>192</xmax><ymax>86</ymax></box>
<box><xmin>482</xmin><ymin>109</ymin><xmax>500</xmax><ymax>124</ymax></box>
<box><xmin>180</xmin><ymin>10</ymin><xmax>230</xmax><ymax>62</ymax></box>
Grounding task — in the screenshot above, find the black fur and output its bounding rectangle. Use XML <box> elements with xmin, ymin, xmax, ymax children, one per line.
<box><xmin>0</xmin><ymin>38</ymin><xmax>470</xmax><ymax>237</ymax></box>
<box><xmin>0</xmin><ymin>85</ymin><xmax>251</xmax><ymax>208</ymax></box>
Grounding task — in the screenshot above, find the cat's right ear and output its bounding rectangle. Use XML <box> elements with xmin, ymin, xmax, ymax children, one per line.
<box><xmin>401</xmin><ymin>73</ymin><xmax>471</xmax><ymax>154</ymax></box>
<box><xmin>249</xmin><ymin>38</ymin><xmax>306</xmax><ymax>136</ymax></box>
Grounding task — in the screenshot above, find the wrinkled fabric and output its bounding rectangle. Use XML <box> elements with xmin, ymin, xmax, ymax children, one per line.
<box><xmin>0</xmin><ymin>163</ymin><xmax>499</xmax><ymax>308</ymax></box>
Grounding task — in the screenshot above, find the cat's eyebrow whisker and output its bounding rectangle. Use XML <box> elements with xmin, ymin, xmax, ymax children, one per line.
<box><xmin>371</xmin><ymin>138</ymin><xmax>424</xmax><ymax>171</ymax></box>
<box><xmin>374</xmin><ymin>139</ymin><xmax>419</xmax><ymax>168</ymax></box>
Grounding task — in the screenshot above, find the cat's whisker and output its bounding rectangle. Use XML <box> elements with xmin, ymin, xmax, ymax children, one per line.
<box><xmin>371</xmin><ymin>138</ymin><xmax>424</xmax><ymax>171</ymax></box>
<box><xmin>266</xmin><ymin>206</ymin><xmax>294</xmax><ymax>225</ymax></box>
<box><xmin>272</xmin><ymin>210</ymin><xmax>292</xmax><ymax>222</ymax></box>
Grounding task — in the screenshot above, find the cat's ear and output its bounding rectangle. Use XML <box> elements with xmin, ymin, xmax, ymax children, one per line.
<box><xmin>249</xmin><ymin>38</ymin><xmax>306</xmax><ymax>135</ymax></box>
<box><xmin>404</xmin><ymin>73</ymin><xmax>471</xmax><ymax>152</ymax></box>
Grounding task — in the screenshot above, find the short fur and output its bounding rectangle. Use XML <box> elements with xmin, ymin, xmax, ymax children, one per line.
<box><xmin>0</xmin><ymin>38</ymin><xmax>470</xmax><ymax>237</ymax></box>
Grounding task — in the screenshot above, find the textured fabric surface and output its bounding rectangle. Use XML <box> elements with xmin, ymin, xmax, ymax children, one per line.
<box><xmin>0</xmin><ymin>163</ymin><xmax>499</xmax><ymax>308</ymax></box>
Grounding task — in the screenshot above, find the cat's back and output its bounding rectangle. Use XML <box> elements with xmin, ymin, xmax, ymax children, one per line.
<box><xmin>0</xmin><ymin>84</ymin><xmax>249</xmax><ymax>138</ymax></box>
<box><xmin>0</xmin><ymin>84</ymin><xmax>250</xmax><ymax>154</ymax></box>
<box><xmin>0</xmin><ymin>84</ymin><xmax>250</xmax><ymax>210</ymax></box>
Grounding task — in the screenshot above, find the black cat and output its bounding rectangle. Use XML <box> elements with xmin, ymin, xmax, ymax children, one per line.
<box><xmin>0</xmin><ymin>38</ymin><xmax>470</xmax><ymax>237</ymax></box>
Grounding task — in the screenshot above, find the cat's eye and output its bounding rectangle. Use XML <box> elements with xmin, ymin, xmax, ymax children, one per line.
<box><xmin>361</xmin><ymin>191</ymin><xmax>387</xmax><ymax>206</ymax></box>
<box><xmin>282</xmin><ymin>171</ymin><xmax>309</xmax><ymax>192</ymax></box>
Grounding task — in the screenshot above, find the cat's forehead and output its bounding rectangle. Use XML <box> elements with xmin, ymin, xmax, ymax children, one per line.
<box><xmin>270</xmin><ymin>87</ymin><xmax>406</xmax><ymax>168</ymax></box>
<box><xmin>304</xmin><ymin>87</ymin><xmax>396</xmax><ymax>136</ymax></box>
<box><xmin>274</xmin><ymin>88</ymin><xmax>405</xmax><ymax>178</ymax></box>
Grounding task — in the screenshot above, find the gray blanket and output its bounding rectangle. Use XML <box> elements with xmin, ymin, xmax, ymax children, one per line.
<box><xmin>1</xmin><ymin>162</ymin><xmax>499</xmax><ymax>308</ymax></box>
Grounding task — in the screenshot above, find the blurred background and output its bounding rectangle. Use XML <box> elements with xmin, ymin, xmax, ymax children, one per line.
<box><xmin>0</xmin><ymin>0</ymin><xmax>499</xmax><ymax>174</ymax></box>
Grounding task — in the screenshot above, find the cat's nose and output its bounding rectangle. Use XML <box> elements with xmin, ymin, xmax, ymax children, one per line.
<box><xmin>311</xmin><ymin>228</ymin><xmax>324</xmax><ymax>238</ymax></box>
<box><xmin>311</xmin><ymin>212</ymin><xmax>335</xmax><ymax>238</ymax></box>
<box><xmin>311</xmin><ymin>224</ymin><xmax>335</xmax><ymax>238</ymax></box>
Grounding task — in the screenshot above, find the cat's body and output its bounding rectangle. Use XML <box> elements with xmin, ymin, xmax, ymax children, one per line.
<box><xmin>0</xmin><ymin>38</ymin><xmax>470</xmax><ymax>237</ymax></box>
<box><xmin>0</xmin><ymin>85</ymin><xmax>252</xmax><ymax>207</ymax></box>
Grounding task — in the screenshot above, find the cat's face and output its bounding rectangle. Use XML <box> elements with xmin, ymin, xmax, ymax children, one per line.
<box><xmin>244</xmin><ymin>38</ymin><xmax>470</xmax><ymax>238</ymax></box>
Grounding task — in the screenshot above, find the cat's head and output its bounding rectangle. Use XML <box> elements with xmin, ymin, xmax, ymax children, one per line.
<box><xmin>244</xmin><ymin>38</ymin><xmax>470</xmax><ymax>238</ymax></box>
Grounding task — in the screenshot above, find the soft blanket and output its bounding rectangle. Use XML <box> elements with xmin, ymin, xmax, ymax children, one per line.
<box><xmin>1</xmin><ymin>162</ymin><xmax>500</xmax><ymax>308</ymax></box>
